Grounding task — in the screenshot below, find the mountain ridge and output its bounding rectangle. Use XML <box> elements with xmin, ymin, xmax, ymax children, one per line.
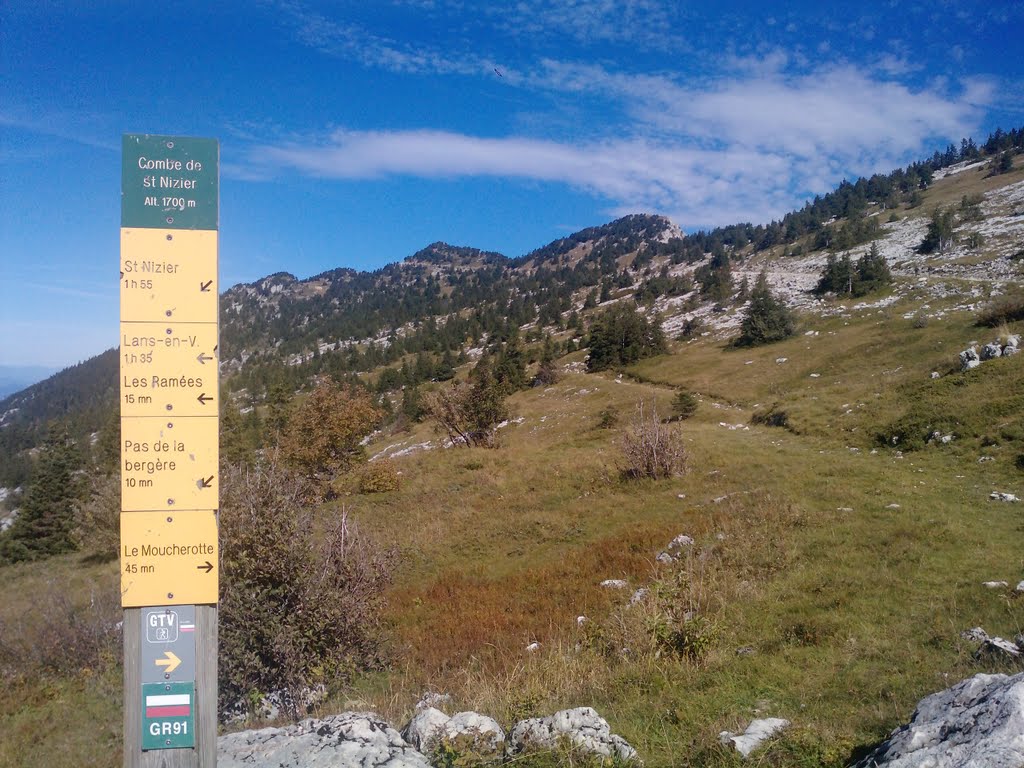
<box><xmin>1</xmin><ymin>130</ymin><xmax>1022</xmax><ymax>491</ymax></box>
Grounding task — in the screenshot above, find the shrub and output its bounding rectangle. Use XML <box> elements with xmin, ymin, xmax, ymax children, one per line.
<box><xmin>0</xmin><ymin>580</ymin><xmax>120</xmax><ymax>680</ymax></box>
<box><xmin>218</xmin><ymin>455</ymin><xmax>396</xmax><ymax>721</ymax></box>
<box><xmin>531</xmin><ymin>359</ymin><xmax>561</xmax><ymax>387</ymax></box>
<box><xmin>279</xmin><ymin>377</ymin><xmax>382</xmax><ymax>489</ymax></box>
<box><xmin>976</xmin><ymin>290</ymin><xmax>1024</xmax><ymax>327</ymax></box>
<box><xmin>879</xmin><ymin>413</ymin><xmax>959</xmax><ymax>452</ymax></box>
<box><xmin>751</xmin><ymin>406</ymin><xmax>790</xmax><ymax>428</ymax></box>
<box><xmin>620</xmin><ymin>401</ymin><xmax>686</xmax><ymax>479</ymax></box>
<box><xmin>678</xmin><ymin>316</ymin><xmax>703</xmax><ymax>339</ymax></box>
<box><xmin>596</xmin><ymin>406</ymin><xmax>619</xmax><ymax>429</ymax></box>
<box><xmin>670</xmin><ymin>390</ymin><xmax>698</xmax><ymax>421</ymax></box>
<box><xmin>358</xmin><ymin>459</ymin><xmax>400</xmax><ymax>493</ymax></box>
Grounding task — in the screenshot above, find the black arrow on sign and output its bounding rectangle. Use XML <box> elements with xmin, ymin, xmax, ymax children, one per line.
<box><xmin>197</xmin><ymin>393</ymin><xmax>214</xmax><ymax>406</ymax></box>
<box><xmin>196</xmin><ymin>561</ymin><xmax>214</xmax><ymax>573</ymax></box>
<box><xmin>200</xmin><ymin>280</ymin><xmax>213</xmax><ymax>292</ymax></box>
<box><xmin>199</xmin><ymin>475</ymin><xmax>214</xmax><ymax>489</ymax></box>
<box><xmin>196</xmin><ymin>352</ymin><xmax>214</xmax><ymax>364</ymax></box>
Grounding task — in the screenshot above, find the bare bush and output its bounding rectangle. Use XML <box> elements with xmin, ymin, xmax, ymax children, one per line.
<box><xmin>0</xmin><ymin>582</ymin><xmax>121</xmax><ymax>681</ymax></box>
<box><xmin>620</xmin><ymin>401</ymin><xmax>686</xmax><ymax>479</ymax></box>
<box><xmin>424</xmin><ymin>377</ymin><xmax>508</xmax><ymax>448</ymax></box>
<box><xmin>218</xmin><ymin>453</ymin><xmax>396</xmax><ymax>721</ymax></box>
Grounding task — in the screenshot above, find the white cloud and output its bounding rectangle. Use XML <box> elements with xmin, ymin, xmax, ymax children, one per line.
<box><xmin>276</xmin><ymin>1</ymin><xmax>502</xmax><ymax>77</ymax></box>
<box><xmin>250</xmin><ymin>128</ymin><xmax>811</xmax><ymax>228</ymax></box>
<box><xmin>261</xmin><ymin>3</ymin><xmax>993</xmax><ymax>229</ymax></box>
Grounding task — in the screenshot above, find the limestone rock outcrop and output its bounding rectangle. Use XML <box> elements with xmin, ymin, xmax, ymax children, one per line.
<box><xmin>854</xmin><ymin>672</ymin><xmax>1024</xmax><ymax>768</ymax></box>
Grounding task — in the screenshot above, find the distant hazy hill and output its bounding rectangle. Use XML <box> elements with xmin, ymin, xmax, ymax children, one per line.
<box><xmin>0</xmin><ymin>366</ymin><xmax>59</xmax><ymax>401</ymax></box>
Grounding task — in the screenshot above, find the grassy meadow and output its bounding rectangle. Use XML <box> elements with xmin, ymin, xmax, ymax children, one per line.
<box><xmin>339</xmin><ymin>297</ymin><xmax>1024</xmax><ymax>766</ymax></box>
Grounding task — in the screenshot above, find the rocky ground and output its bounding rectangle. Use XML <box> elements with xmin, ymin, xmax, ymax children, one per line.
<box><xmin>220</xmin><ymin>669</ymin><xmax>1024</xmax><ymax>767</ymax></box>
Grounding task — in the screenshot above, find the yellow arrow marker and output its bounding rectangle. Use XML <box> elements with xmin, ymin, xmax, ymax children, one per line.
<box><xmin>155</xmin><ymin>651</ymin><xmax>182</xmax><ymax>674</ymax></box>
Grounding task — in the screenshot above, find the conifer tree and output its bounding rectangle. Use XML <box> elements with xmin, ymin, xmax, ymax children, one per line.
<box><xmin>401</xmin><ymin>385</ymin><xmax>425</xmax><ymax>422</ymax></box>
<box><xmin>815</xmin><ymin>253</ymin><xmax>854</xmax><ymax>295</ymax></box>
<box><xmin>0</xmin><ymin>424</ymin><xmax>83</xmax><ymax>562</ymax></box>
<box><xmin>586</xmin><ymin>302</ymin><xmax>666</xmax><ymax>371</ymax></box>
<box><xmin>735</xmin><ymin>272</ymin><xmax>796</xmax><ymax>347</ymax></box>
<box><xmin>493</xmin><ymin>331</ymin><xmax>527</xmax><ymax>395</ymax></box>
<box><xmin>918</xmin><ymin>207</ymin><xmax>956</xmax><ymax>254</ymax></box>
<box><xmin>434</xmin><ymin>350</ymin><xmax>457</xmax><ymax>381</ymax></box>
<box><xmin>854</xmin><ymin>242</ymin><xmax>893</xmax><ymax>295</ymax></box>
<box><xmin>532</xmin><ymin>336</ymin><xmax>561</xmax><ymax>387</ymax></box>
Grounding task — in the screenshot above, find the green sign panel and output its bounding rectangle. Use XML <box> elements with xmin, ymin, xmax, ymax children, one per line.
<box><xmin>141</xmin><ymin>681</ymin><xmax>195</xmax><ymax>750</ymax></box>
<box><xmin>122</xmin><ymin>134</ymin><xmax>218</xmax><ymax>230</ymax></box>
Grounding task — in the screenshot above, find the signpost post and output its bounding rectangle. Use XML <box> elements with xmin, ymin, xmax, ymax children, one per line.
<box><xmin>121</xmin><ymin>134</ymin><xmax>219</xmax><ymax>768</ymax></box>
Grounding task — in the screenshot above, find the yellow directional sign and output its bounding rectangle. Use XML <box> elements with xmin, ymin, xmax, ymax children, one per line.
<box><xmin>120</xmin><ymin>322</ymin><xmax>218</xmax><ymax>417</ymax></box>
<box><xmin>120</xmin><ymin>228</ymin><xmax>219</xmax><ymax>323</ymax></box>
<box><xmin>121</xmin><ymin>510</ymin><xmax>219</xmax><ymax>607</ymax></box>
<box><xmin>155</xmin><ymin>651</ymin><xmax>182</xmax><ymax>674</ymax></box>
<box><xmin>121</xmin><ymin>135</ymin><xmax>219</xmax><ymax>616</ymax></box>
<box><xmin>121</xmin><ymin>417</ymin><xmax>218</xmax><ymax>511</ymax></box>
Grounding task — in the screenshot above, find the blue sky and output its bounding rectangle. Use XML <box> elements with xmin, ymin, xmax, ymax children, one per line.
<box><xmin>1</xmin><ymin>1</ymin><xmax>1022</xmax><ymax>371</ymax></box>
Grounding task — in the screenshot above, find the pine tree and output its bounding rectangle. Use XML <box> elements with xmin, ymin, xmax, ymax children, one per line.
<box><xmin>586</xmin><ymin>302</ymin><xmax>667</xmax><ymax>371</ymax></box>
<box><xmin>854</xmin><ymin>242</ymin><xmax>893</xmax><ymax>296</ymax></box>
<box><xmin>532</xmin><ymin>336</ymin><xmax>561</xmax><ymax>387</ymax></box>
<box><xmin>493</xmin><ymin>331</ymin><xmax>527</xmax><ymax>395</ymax></box>
<box><xmin>735</xmin><ymin>272</ymin><xmax>796</xmax><ymax>347</ymax></box>
<box><xmin>815</xmin><ymin>253</ymin><xmax>854</xmax><ymax>295</ymax></box>
<box><xmin>221</xmin><ymin>403</ymin><xmax>252</xmax><ymax>466</ymax></box>
<box><xmin>434</xmin><ymin>350</ymin><xmax>456</xmax><ymax>381</ymax></box>
<box><xmin>264</xmin><ymin>383</ymin><xmax>292</xmax><ymax>445</ymax></box>
<box><xmin>918</xmin><ymin>207</ymin><xmax>956</xmax><ymax>254</ymax></box>
<box><xmin>93</xmin><ymin>407</ymin><xmax>121</xmax><ymax>474</ymax></box>
<box><xmin>0</xmin><ymin>424</ymin><xmax>83</xmax><ymax>562</ymax></box>
<box><xmin>401</xmin><ymin>385</ymin><xmax>425</xmax><ymax>422</ymax></box>
<box><xmin>696</xmin><ymin>250</ymin><xmax>733</xmax><ymax>301</ymax></box>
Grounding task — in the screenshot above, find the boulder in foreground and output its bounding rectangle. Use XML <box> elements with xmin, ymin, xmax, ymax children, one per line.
<box><xmin>218</xmin><ymin>711</ymin><xmax>432</xmax><ymax>768</ymax></box>
<box><xmin>854</xmin><ymin>672</ymin><xmax>1024</xmax><ymax>768</ymax></box>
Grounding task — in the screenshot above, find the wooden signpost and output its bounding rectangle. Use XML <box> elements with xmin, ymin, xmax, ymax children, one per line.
<box><xmin>120</xmin><ymin>134</ymin><xmax>219</xmax><ymax>768</ymax></box>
